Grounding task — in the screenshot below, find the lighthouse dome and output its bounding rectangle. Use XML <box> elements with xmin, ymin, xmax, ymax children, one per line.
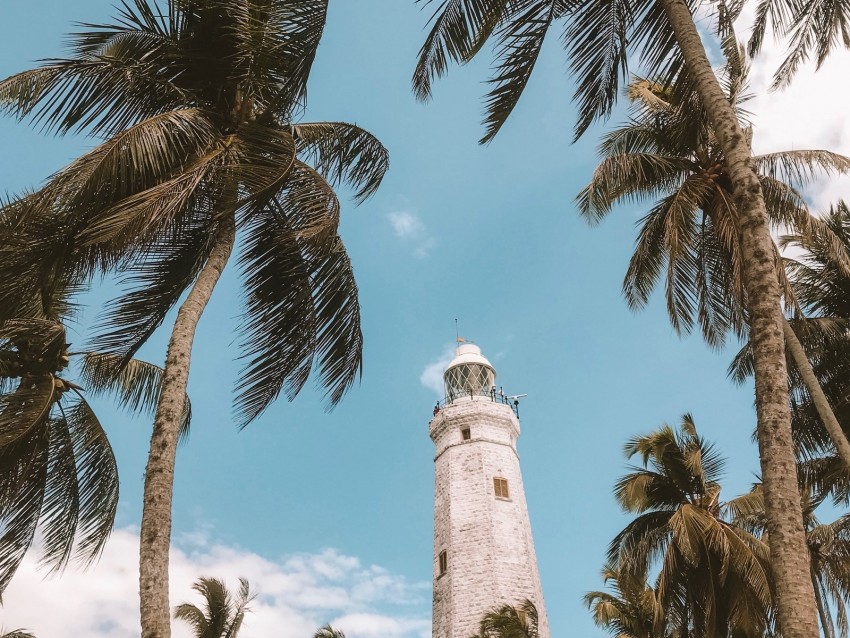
<box><xmin>443</xmin><ymin>343</ymin><xmax>496</xmax><ymax>398</ymax></box>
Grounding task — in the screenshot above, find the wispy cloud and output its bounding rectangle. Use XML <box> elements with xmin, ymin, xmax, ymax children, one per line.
<box><xmin>420</xmin><ymin>344</ymin><xmax>456</xmax><ymax>396</ymax></box>
<box><xmin>3</xmin><ymin>528</ymin><xmax>430</xmax><ymax>638</ymax></box>
<box><xmin>387</xmin><ymin>210</ymin><xmax>436</xmax><ymax>259</ymax></box>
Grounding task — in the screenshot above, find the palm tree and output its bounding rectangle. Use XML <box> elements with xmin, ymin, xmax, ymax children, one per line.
<box><xmin>0</xmin><ymin>630</ymin><xmax>36</xmax><ymax>638</ymax></box>
<box><xmin>412</xmin><ymin>2</ymin><xmax>822</xmax><ymax>632</ymax></box>
<box><xmin>576</xmin><ymin>47</ymin><xmax>850</xmax><ymax>472</ymax></box>
<box><xmin>729</xmin><ymin>481</ymin><xmax>850</xmax><ymax>638</ymax></box>
<box><xmin>470</xmin><ymin>599</ymin><xmax>539</xmax><ymax>638</ymax></box>
<box><xmin>585</xmin><ymin>565</ymin><xmax>668</xmax><ymax>638</ymax></box>
<box><xmin>0</xmin><ymin>2</ymin><xmax>388</xmax><ymax>635</ymax></box>
<box><xmin>174</xmin><ymin>577</ymin><xmax>253</xmax><ymax>638</ymax></box>
<box><xmin>0</xmin><ymin>287</ymin><xmax>188</xmax><ymax>597</ymax></box>
<box><xmin>0</xmin><ymin>317</ymin><xmax>118</xmax><ymax>596</ymax></box>
<box><xmin>609</xmin><ymin>415</ymin><xmax>773</xmax><ymax>638</ymax></box>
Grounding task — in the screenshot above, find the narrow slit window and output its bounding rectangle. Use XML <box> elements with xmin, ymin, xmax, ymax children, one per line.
<box><xmin>494</xmin><ymin>477</ymin><xmax>509</xmax><ymax>499</ymax></box>
<box><xmin>438</xmin><ymin>550</ymin><xmax>447</xmax><ymax>575</ymax></box>
<box><xmin>461</xmin><ymin>427</ymin><xmax>471</xmax><ymax>441</ymax></box>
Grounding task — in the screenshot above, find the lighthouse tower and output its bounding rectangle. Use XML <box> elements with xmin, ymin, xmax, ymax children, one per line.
<box><xmin>429</xmin><ymin>342</ymin><xmax>549</xmax><ymax>638</ymax></box>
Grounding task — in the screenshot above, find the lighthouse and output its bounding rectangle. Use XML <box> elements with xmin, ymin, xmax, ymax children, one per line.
<box><xmin>429</xmin><ymin>342</ymin><xmax>549</xmax><ymax>638</ymax></box>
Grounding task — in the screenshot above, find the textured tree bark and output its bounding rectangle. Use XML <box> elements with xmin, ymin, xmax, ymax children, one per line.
<box><xmin>783</xmin><ymin>319</ymin><xmax>850</xmax><ymax>471</ymax></box>
<box><xmin>658</xmin><ymin>1</ymin><xmax>820</xmax><ymax>636</ymax></box>
<box><xmin>138</xmin><ymin>214</ymin><xmax>236</xmax><ymax>638</ymax></box>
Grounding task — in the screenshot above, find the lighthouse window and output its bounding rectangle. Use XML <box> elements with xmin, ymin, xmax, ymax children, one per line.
<box><xmin>494</xmin><ymin>477</ymin><xmax>510</xmax><ymax>499</ymax></box>
<box><xmin>438</xmin><ymin>550</ymin><xmax>448</xmax><ymax>575</ymax></box>
<box><xmin>461</xmin><ymin>427</ymin><xmax>471</xmax><ymax>441</ymax></box>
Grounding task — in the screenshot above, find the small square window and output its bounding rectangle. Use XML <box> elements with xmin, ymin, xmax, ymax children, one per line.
<box><xmin>461</xmin><ymin>427</ymin><xmax>471</xmax><ymax>441</ymax></box>
<box><xmin>438</xmin><ymin>550</ymin><xmax>447</xmax><ymax>575</ymax></box>
<box><xmin>494</xmin><ymin>477</ymin><xmax>509</xmax><ymax>499</ymax></box>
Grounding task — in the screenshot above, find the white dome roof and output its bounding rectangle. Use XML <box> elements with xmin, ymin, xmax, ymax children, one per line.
<box><xmin>445</xmin><ymin>343</ymin><xmax>494</xmax><ymax>372</ymax></box>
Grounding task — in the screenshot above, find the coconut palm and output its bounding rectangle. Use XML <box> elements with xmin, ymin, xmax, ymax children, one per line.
<box><xmin>0</xmin><ymin>307</ymin><xmax>188</xmax><ymax>597</ymax></box>
<box><xmin>0</xmin><ymin>317</ymin><xmax>118</xmax><ymax>596</ymax></box>
<box><xmin>174</xmin><ymin>577</ymin><xmax>253</xmax><ymax>638</ymax></box>
<box><xmin>609</xmin><ymin>415</ymin><xmax>773</xmax><ymax>638</ymax></box>
<box><xmin>0</xmin><ymin>2</ymin><xmax>388</xmax><ymax>635</ymax></box>
<box><xmin>412</xmin><ymin>2</ymin><xmax>822</xmax><ymax>632</ymax></box>
<box><xmin>0</xmin><ymin>630</ymin><xmax>36</xmax><ymax>638</ymax></box>
<box><xmin>470</xmin><ymin>599</ymin><xmax>539</xmax><ymax>638</ymax></box>
<box><xmin>585</xmin><ymin>564</ymin><xmax>669</xmax><ymax>638</ymax></box>
<box><xmin>576</xmin><ymin>42</ymin><xmax>850</xmax><ymax>474</ymax></box>
<box><xmin>729</xmin><ymin>481</ymin><xmax>850</xmax><ymax>638</ymax></box>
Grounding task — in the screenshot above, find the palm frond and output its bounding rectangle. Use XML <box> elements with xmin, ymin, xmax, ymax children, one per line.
<box><xmin>76</xmin><ymin>146</ymin><xmax>228</xmax><ymax>252</ymax></box>
<box><xmin>765</xmin><ymin>0</ymin><xmax>850</xmax><ymax>90</ymax></box>
<box><xmin>480</xmin><ymin>1</ymin><xmax>559</xmax><ymax>144</ymax></box>
<box><xmin>754</xmin><ymin>150</ymin><xmax>850</xmax><ymax>188</ymax></box>
<box><xmin>293</xmin><ymin>122</ymin><xmax>389</xmax><ymax>202</ymax></box>
<box><xmin>577</xmin><ymin>153</ymin><xmax>694</xmax><ymax>223</ymax></box>
<box><xmin>235</xmin><ymin>167</ymin><xmax>362</xmax><ymax>423</ymax></box>
<box><xmin>80</xmin><ymin>353</ymin><xmax>191</xmax><ymax>440</ymax></box>
<box><xmin>314</xmin><ymin>625</ymin><xmax>346</xmax><ymax>638</ymax></box>
<box><xmin>90</xmin><ymin>213</ymin><xmax>222</xmax><ymax>366</ymax></box>
<box><xmin>0</xmin><ymin>423</ymin><xmax>49</xmax><ymax>596</ymax></box>
<box><xmin>412</xmin><ymin>0</ymin><xmax>511</xmax><ymax>102</ymax></box>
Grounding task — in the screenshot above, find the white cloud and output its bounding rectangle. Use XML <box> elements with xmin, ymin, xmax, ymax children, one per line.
<box><xmin>1</xmin><ymin>528</ymin><xmax>430</xmax><ymax>638</ymax></box>
<box><xmin>419</xmin><ymin>345</ymin><xmax>456</xmax><ymax>397</ymax></box>
<box><xmin>734</xmin><ymin>8</ymin><xmax>850</xmax><ymax>211</ymax></box>
<box><xmin>387</xmin><ymin>210</ymin><xmax>436</xmax><ymax>259</ymax></box>
<box><xmin>388</xmin><ymin>211</ymin><xmax>424</xmax><ymax>239</ymax></box>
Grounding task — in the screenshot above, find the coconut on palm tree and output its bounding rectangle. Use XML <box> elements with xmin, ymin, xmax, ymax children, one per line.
<box><xmin>174</xmin><ymin>577</ymin><xmax>253</xmax><ymax>638</ymax></box>
<box><xmin>411</xmin><ymin>2</ymin><xmax>825</xmax><ymax>632</ymax></box>
<box><xmin>0</xmin><ymin>260</ymin><xmax>188</xmax><ymax>598</ymax></box>
<box><xmin>0</xmin><ymin>2</ymin><xmax>388</xmax><ymax>635</ymax></box>
<box><xmin>0</xmin><ymin>317</ymin><xmax>118</xmax><ymax>596</ymax></box>
<box><xmin>609</xmin><ymin>415</ymin><xmax>773</xmax><ymax>638</ymax></box>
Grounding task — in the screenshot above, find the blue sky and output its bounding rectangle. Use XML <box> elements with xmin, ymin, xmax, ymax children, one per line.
<box><xmin>2</xmin><ymin>2</ymin><xmax>849</xmax><ymax>637</ymax></box>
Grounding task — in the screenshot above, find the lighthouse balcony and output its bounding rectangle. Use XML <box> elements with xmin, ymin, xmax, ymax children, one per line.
<box><xmin>436</xmin><ymin>386</ymin><xmax>521</xmax><ymax>419</ymax></box>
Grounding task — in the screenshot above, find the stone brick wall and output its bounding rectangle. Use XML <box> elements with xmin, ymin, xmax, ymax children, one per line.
<box><xmin>430</xmin><ymin>396</ymin><xmax>549</xmax><ymax>638</ymax></box>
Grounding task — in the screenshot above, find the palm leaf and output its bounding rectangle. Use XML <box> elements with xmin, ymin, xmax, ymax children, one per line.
<box><xmin>480</xmin><ymin>0</ymin><xmax>559</xmax><ymax>144</ymax></box>
<box><xmin>235</xmin><ymin>167</ymin><xmax>361</xmax><ymax>423</ymax></box>
<box><xmin>79</xmin><ymin>353</ymin><xmax>191</xmax><ymax>440</ymax></box>
<box><xmin>412</xmin><ymin>0</ymin><xmax>512</xmax><ymax>102</ymax></box>
<box><xmin>293</xmin><ymin>122</ymin><xmax>389</xmax><ymax>202</ymax></box>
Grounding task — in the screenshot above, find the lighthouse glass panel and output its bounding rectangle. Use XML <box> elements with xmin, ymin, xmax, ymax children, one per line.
<box><xmin>444</xmin><ymin>363</ymin><xmax>495</xmax><ymax>398</ymax></box>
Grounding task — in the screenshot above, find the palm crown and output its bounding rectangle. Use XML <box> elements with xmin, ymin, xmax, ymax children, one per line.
<box><xmin>610</xmin><ymin>416</ymin><xmax>773</xmax><ymax>638</ymax></box>
<box><xmin>174</xmin><ymin>577</ymin><xmax>253</xmax><ymax>638</ymax></box>
<box><xmin>576</xmin><ymin>40</ymin><xmax>850</xmax><ymax>348</ymax></box>
<box><xmin>0</xmin><ymin>0</ymin><xmax>389</xmax><ymax>419</ymax></box>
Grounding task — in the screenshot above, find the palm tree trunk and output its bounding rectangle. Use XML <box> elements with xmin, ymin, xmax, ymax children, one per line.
<box><xmin>813</xmin><ymin>574</ymin><xmax>835</xmax><ymax>638</ymax></box>
<box><xmin>657</xmin><ymin>1</ymin><xmax>820</xmax><ymax>636</ymax></box>
<box><xmin>138</xmin><ymin>214</ymin><xmax>236</xmax><ymax>638</ymax></box>
<box><xmin>783</xmin><ymin>318</ymin><xmax>850</xmax><ymax>471</ymax></box>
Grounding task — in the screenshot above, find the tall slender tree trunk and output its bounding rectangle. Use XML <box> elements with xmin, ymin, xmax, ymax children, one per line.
<box><xmin>658</xmin><ymin>1</ymin><xmax>820</xmax><ymax>636</ymax></box>
<box><xmin>812</xmin><ymin>573</ymin><xmax>835</xmax><ymax>638</ymax></box>
<box><xmin>138</xmin><ymin>215</ymin><xmax>236</xmax><ymax>638</ymax></box>
<box><xmin>783</xmin><ymin>318</ymin><xmax>850</xmax><ymax>471</ymax></box>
